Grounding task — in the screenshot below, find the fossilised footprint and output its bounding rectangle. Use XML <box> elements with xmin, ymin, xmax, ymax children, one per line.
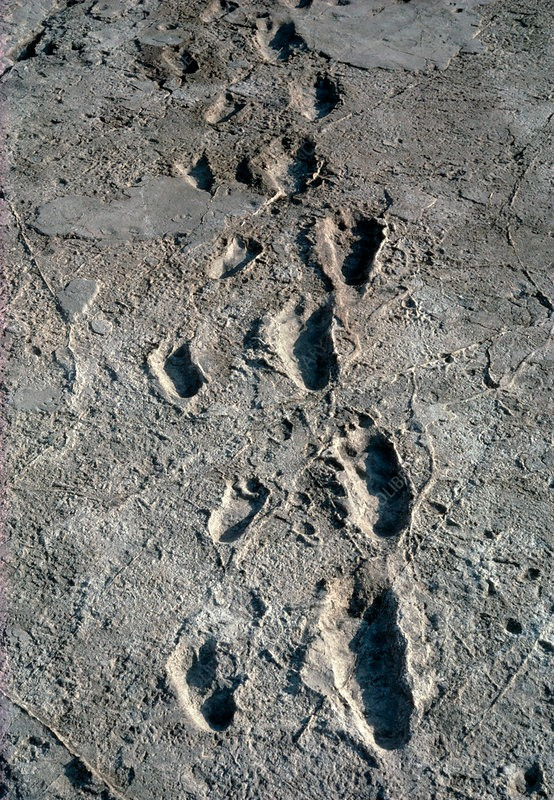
<box><xmin>342</xmin><ymin>217</ymin><xmax>385</xmax><ymax>287</ymax></box>
<box><xmin>269</xmin><ymin>298</ymin><xmax>338</xmax><ymax>391</ymax></box>
<box><xmin>303</xmin><ymin>578</ymin><xmax>414</xmax><ymax>751</ymax></box>
<box><xmin>292</xmin><ymin>72</ymin><xmax>340</xmax><ymax>122</ymax></box>
<box><xmin>187</xmin><ymin>639</ymin><xmax>238</xmax><ymax>731</ymax></box>
<box><xmin>136</xmin><ymin>41</ymin><xmax>199</xmax><ymax>86</ymax></box>
<box><xmin>167</xmin><ymin>637</ymin><xmax>240</xmax><ymax>732</ymax></box>
<box><xmin>315</xmin><ymin>73</ymin><xmax>340</xmax><ymax>118</ymax></box>
<box><xmin>256</xmin><ymin>17</ymin><xmax>307</xmax><ymax>62</ymax></box>
<box><xmin>163</xmin><ymin>342</ymin><xmax>205</xmax><ymax>399</ymax></box>
<box><xmin>365</xmin><ymin>432</ymin><xmax>412</xmax><ymax>538</ymax></box>
<box><xmin>209</xmin><ymin>478</ymin><xmax>269</xmax><ymax>543</ymax></box>
<box><xmin>293</xmin><ymin>303</ymin><xmax>336</xmax><ymax>390</ymax></box>
<box><xmin>333</xmin><ymin>417</ymin><xmax>412</xmax><ymax>539</ymax></box>
<box><xmin>209</xmin><ymin>236</ymin><xmax>263</xmax><ymax>279</ymax></box>
<box><xmin>186</xmin><ymin>153</ymin><xmax>215</xmax><ymax>193</ymax></box>
<box><xmin>148</xmin><ymin>340</ymin><xmax>206</xmax><ymax>401</ymax></box>
<box><xmin>350</xmin><ymin>585</ymin><xmax>414</xmax><ymax>750</ymax></box>
<box><xmin>205</xmin><ymin>92</ymin><xmax>245</xmax><ymax>125</ymax></box>
<box><xmin>315</xmin><ymin>211</ymin><xmax>386</xmax><ymax>291</ymax></box>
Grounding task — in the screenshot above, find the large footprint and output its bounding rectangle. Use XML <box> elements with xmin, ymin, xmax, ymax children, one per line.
<box><xmin>297</xmin><ymin>417</ymin><xmax>414</xmax><ymax>751</ymax></box>
<box><xmin>314</xmin><ymin>211</ymin><xmax>387</xmax><ymax>292</ymax></box>
<box><xmin>267</xmin><ymin>297</ymin><xmax>339</xmax><ymax>391</ymax></box>
<box><xmin>332</xmin><ymin>415</ymin><xmax>413</xmax><ymax>540</ymax></box>
<box><xmin>302</xmin><ymin>569</ymin><xmax>414</xmax><ymax>751</ymax></box>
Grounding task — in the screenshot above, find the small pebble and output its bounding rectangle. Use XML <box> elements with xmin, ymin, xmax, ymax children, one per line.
<box><xmin>91</xmin><ymin>318</ymin><xmax>111</xmax><ymax>335</ymax></box>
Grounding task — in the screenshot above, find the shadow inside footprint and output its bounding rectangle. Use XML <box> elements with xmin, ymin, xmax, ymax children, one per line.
<box><xmin>164</xmin><ymin>343</ymin><xmax>204</xmax><ymax>398</ymax></box>
<box><xmin>342</xmin><ymin>218</ymin><xmax>385</xmax><ymax>287</ymax></box>
<box><xmin>64</xmin><ymin>759</ymin><xmax>94</xmax><ymax>791</ymax></box>
<box><xmin>293</xmin><ymin>303</ymin><xmax>337</xmax><ymax>391</ymax></box>
<box><xmin>180</xmin><ymin>50</ymin><xmax>199</xmax><ymax>74</ymax></box>
<box><xmin>350</xmin><ymin>589</ymin><xmax>414</xmax><ymax>750</ymax></box>
<box><xmin>235</xmin><ymin>157</ymin><xmax>258</xmax><ymax>188</ymax></box>
<box><xmin>201</xmin><ymin>687</ymin><xmax>237</xmax><ymax>731</ymax></box>
<box><xmin>270</xmin><ymin>21</ymin><xmax>306</xmax><ymax>60</ymax></box>
<box><xmin>315</xmin><ymin>74</ymin><xmax>339</xmax><ymax>118</ymax></box>
<box><xmin>186</xmin><ymin>639</ymin><xmax>218</xmax><ymax>693</ymax></box>
<box><xmin>365</xmin><ymin>433</ymin><xmax>411</xmax><ymax>538</ymax></box>
<box><xmin>189</xmin><ymin>154</ymin><xmax>214</xmax><ymax>193</ymax></box>
<box><xmin>186</xmin><ymin>639</ymin><xmax>238</xmax><ymax>731</ymax></box>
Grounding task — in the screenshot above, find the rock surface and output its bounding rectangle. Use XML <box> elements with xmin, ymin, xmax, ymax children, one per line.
<box><xmin>1</xmin><ymin>1</ymin><xmax>552</xmax><ymax>798</ymax></box>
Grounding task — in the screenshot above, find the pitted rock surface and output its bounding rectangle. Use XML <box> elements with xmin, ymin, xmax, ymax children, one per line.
<box><xmin>1</xmin><ymin>1</ymin><xmax>552</xmax><ymax>798</ymax></box>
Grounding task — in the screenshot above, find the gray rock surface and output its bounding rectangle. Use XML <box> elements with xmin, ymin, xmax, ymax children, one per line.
<box><xmin>291</xmin><ymin>0</ymin><xmax>495</xmax><ymax>71</ymax></box>
<box><xmin>1</xmin><ymin>0</ymin><xmax>552</xmax><ymax>798</ymax></box>
<box><xmin>56</xmin><ymin>279</ymin><xmax>99</xmax><ymax>321</ymax></box>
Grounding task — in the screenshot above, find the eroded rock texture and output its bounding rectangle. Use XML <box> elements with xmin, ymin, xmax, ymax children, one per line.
<box><xmin>1</xmin><ymin>0</ymin><xmax>552</xmax><ymax>798</ymax></box>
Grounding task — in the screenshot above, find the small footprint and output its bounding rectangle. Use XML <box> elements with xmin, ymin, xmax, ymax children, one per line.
<box><xmin>286</xmin><ymin>70</ymin><xmax>339</xmax><ymax>121</ymax></box>
<box><xmin>205</xmin><ymin>92</ymin><xmax>245</xmax><ymax>124</ymax></box>
<box><xmin>235</xmin><ymin>154</ymin><xmax>279</xmax><ymax>197</ymax></box>
<box><xmin>236</xmin><ymin>156</ymin><xmax>261</xmax><ymax>189</ymax></box>
<box><xmin>186</xmin><ymin>154</ymin><xmax>215</xmax><ymax>193</ymax></box>
<box><xmin>136</xmin><ymin>41</ymin><xmax>199</xmax><ymax>87</ymax></box>
<box><xmin>209</xmin><ymin>236</ymin><xmax>263</xmax><ymax>278</ymax></box>
<box><xmin>148</xmin><ymin>339</ymin><xmax>206</xmax><ymax>402</ymax></box>
<box><xmin>163</xmin><ymin>342</ymin><xmax>205</xmax><ymax>399</ymax></box>
<box><xmin>235</xmin><ymin>138</ymin><xmax>320</xmax><ymax>197</ymax></box>
<box><xmin>167</xmin><ymin>636</ymin><xmax>240</xmax><ymax>732</ymax></box>
<box><xmin>256</xmin><ymin>17</ymin><xmax>306</xmax><ymax>62</ymax></box>
<box><xmin>56</xmin><ymin>278</ymin><xmax>99</xmax><ymax>321</ymax></box>
<box><xmin>270</xmin><ymin>20</ymin><xmax>306</xmax><ymax>60</ymax></box>
<box><xmin>201</xmin><ymin>0</ymin><xmax>239</xmax><ymax>22</ymax></box>
<box><xmin>208</xmin><ymin>477</ymin><xmax>269</xmax><ymax>543</ymax></box>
